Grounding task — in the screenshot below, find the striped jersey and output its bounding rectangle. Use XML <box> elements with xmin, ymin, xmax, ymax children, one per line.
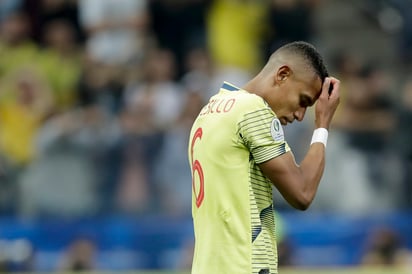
<box><xmin>188</xmin><ymin>82</ymin><xmax>291</xmax><ymax>274</ymax></box>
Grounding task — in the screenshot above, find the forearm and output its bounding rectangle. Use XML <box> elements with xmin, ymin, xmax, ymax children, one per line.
<box><xmin>298</xmin><ymin>142</ymin><xmax>326</xmax><ymax>206</ymax></box>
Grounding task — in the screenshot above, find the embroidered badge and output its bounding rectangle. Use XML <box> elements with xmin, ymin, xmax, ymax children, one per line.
<box><xmin>270</xmin><ymin>118</ymin><xmax>284</xmax><ymax>142</ymax></box>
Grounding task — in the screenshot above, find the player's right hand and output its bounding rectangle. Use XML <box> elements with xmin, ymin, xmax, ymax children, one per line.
<box><xmin>314</xmin><ymin>77</ymin><xmax>340</xmax><ymax>129</ymax></box>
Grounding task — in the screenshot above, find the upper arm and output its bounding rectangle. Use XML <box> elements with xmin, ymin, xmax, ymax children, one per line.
<box><xmin>258</xmin><ymin>151</ymin><xmax>309</xmax><ymax>209</ymax></box>
<box><xmin>259</xmin><ymin>139</ymin><xmax>328</xmax><ymax>210</ymax></box>
<box><xmin>237</xmin><ymin>102</ymin><xmax>289</xmax><ymax>164</ymax></box>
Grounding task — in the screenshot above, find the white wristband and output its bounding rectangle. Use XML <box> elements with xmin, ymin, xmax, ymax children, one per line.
<box><xmin>311</xmin><ymin>128</ymin><xmax>328</xmax><ymax>147</ymax></box>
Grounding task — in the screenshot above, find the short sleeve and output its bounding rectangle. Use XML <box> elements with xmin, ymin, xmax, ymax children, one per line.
<box><xmin>237</xmin><ymin>105</ymin><xmax>290</xmax><ymax>164</ymax></box>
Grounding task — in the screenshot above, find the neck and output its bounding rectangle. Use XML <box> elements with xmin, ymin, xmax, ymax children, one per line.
<box><xmin>242</xmin><ymin>74</ymin><xmax>265</xmax><ymax>98</ymax></box>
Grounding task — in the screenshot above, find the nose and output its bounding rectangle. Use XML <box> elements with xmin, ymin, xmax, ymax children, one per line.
<box><xmin>294</xmin><ymin>107</ymin><xmax>306</xmax><ymax>121</ymax></box>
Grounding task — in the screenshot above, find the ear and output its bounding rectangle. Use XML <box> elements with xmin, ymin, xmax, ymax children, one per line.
<box><xmin>275</xmin><ymin>65</ymin><xmax>291</xmax><ymax>84</ymax></box>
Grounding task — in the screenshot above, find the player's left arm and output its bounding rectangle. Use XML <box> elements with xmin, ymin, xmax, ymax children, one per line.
<box><xmin>259</xmin><ymin>77</ymin><xmax>340</xmax><ymax>210</ymax></box>
<box><xmin>259</xmin><ymin>147</ymin><xmax>325</xmax><ymax>210</ymax></box>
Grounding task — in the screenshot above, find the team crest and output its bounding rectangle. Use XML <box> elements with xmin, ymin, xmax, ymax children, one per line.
<box><xmin>270</xmin><ymin>118</ymin><xmax>284</xmax><ymax>142</ymax></box>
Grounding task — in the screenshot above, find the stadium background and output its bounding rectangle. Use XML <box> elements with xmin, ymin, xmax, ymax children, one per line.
<box><xmin>0</xmin><ymin>0</ymin><xmax>412</xmax><ymax>273</ymax></box>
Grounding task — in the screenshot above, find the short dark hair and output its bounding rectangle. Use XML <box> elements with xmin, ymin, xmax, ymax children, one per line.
<box><xmin>277</xmin><ymin>41</ymin><xmax>329</xmax><ymax>81</ymax></box>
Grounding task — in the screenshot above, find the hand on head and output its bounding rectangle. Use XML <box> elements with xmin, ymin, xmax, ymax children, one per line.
<box><xmin>315</xmin><ymin>77</ymin><xmax>340</xmax><ymax>129</ymax></box>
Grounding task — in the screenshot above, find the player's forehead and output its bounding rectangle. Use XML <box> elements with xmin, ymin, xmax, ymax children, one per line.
<box><xmin>296</xmin><ymin>72</ymin><xmax>323</xmax><ymax>96</ymax></box>
<box><xmin>311</xmin><ymin>75</ymin><xmax>323</xmax><ymax>97</ymax></box>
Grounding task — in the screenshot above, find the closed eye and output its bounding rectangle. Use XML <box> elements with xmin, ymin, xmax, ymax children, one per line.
<box><xmin>300</xmin><ymin>95</ymin><xmax>313</xmax><ymax>108</ymax></box>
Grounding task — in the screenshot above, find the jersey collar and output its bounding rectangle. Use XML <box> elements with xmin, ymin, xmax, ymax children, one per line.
<box><xmin>221</xmin><ymin>81</ymin><xmax>241</xmax><ymax>92</ymax></box>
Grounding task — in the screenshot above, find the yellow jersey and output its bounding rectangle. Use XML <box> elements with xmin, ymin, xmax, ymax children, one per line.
<box><xmin>188</xmin><ymin>82</ymin><xmax>290</xmax><ymax>274</ymax></box>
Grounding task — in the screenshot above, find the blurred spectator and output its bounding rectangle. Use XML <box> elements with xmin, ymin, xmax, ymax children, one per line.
<box><xmin>180</xmin><ymin>46</ymin><xmax>255</xmax><ymax>102</ymax></box>
<box><xmin>332</xmin><ymin>63</ymin><xmax>403</xmax><ymax>205</ymax></box>
<box><xmin>77</xmin><ymin>0</ymin><xmax>150</xmax><ymax>110</ymax></box>
<box><xmin>0</xmin><ymin>69</ymin><xmax>53</xmax><ymax>166</ymax></box>
<box><xmin>0</xmin><ymin>10</ymin><xmax>81</xmax><ymax>112</ymax></box>
<box><xmin>124</xmin><ymin>48</ymin><xmax>183</xmax><ymax>130</ymax></box>
<box><xmin>24</xmin><ymin>0</ymin><xmax>84</xmax><ymax>45</ymax></box>
<box><xmin>307</xmin><ymin>58</ymin><xmax>405</xmax><ymax>213</ymax></box>
<box><xmin>40</xmin><ymin>19</ymin><xmax>83</xmax><ymax>110</ymax></box>
<box><xmin>102</xmin><ymin>104</ymin><xmax>159</xmax><ymax>214</ymax></box>
<box><xmin>336</xmin><ymin>63</ymin><xmax>396</xmax><ymax>147</ymax></box>
<box><xmin>76</xmin><ymin>57</ymin><xmax>125</xmax><ymax>115</ymax></box>
<box><xmin>154</xmin><ymin>90</ymin><xmax>205</xmax><ymax>216</ymax></box>
<box><xmin>181</xmin><ymin>47</ymin><xmax>217</xmax><ymax>101</ymax></box>
<box><xmin>18</xmin><ymin>102</ymin><xmax>118</xmax><ymax>217</ymax></box>
<box><xmin>360</xmin><ymin>0</ymin><xmax>412</xmax><ymax>65</ymax></box>
<box><xmin>0</xmin><ymin>0</ymin><xmax>23</xmax><ymax>22</ymax></box>
<box><xmin>395</xmin><ymin>1</ymin><xmax>412</xmax><ymax>65</ymax></box>
<box><xmin>0</xmin><ymin>11</ymin><xmax>39</xmax><ymax>77</ymax></box>
<box><xmin>0</xmin><ymin>239</ymin><xmax>35</xmax><ymax>272</ymax></box>
<box><xmin>206</xmin><ymin>0</ymin><xmax>268</xmax><ymax>76</ymax></box>
<box><xmin>102</xmin><ymin>48</ymin><xmax>183</xmax><ymax>214</ymax></box>
<box><xmin>329</xmin><ymin>50</ymin><xmax>365</xmax><ymax>129</ymax></box>
<box><xmin>264</xmin><ymin>0</ymin><xmax>319</xmax><ymax>60</ymax></box>
<box><xmin>395</xmin><ymin>79</ymin><xmax>412</xmax><ymax>207</ymax></box>
<box><xmin>59</xmin><ymin>237</ymin><xmax>96</xmax><ymax>271</ymax></box>
<box><xmin>0</xmin><ymin>1</ymin><xmax>411</xmax><ymax>272</ymax></box>
<box><xmin>79</xmin><ymin>0</ymin><xmax>149</xmax><ymax>66</ymax></box>
<box><xmin>380</xmin><ymin>0</ymin><xmax>412</xmax><ymax>65</ymax></box>
<box><xmin>310</xmin><ymin>128</ymin><xmax>377</xmax><ymax>213</ymax></box>
<box><xmin>361</xmin><ymin>227</ymin><xmax>412</xmax><ymax>267</ymax></box>
<box><xmin>149</xmin><ymin>0</ymin><xmax>209</xmax><ymax>77</ymax></box>
<box><xmin>0</xmin><ymin>66</ymin><xmax>54</xmax><ymax>214</ymax></box>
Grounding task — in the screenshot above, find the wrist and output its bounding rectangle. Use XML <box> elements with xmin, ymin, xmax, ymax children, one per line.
<box><xmin>311</xmin><ymin>128</ymin><xmax>328</xmax><ymax>147</ymax></box>
<box><xmin>315</xmin><ymin>121</ymin><xmax>330</xmax><ymax>130</ymax></box>
<box><xmin>315</xmin><ymin>118</ymin><xmax>331</xmax><ymax>130</ymax></box>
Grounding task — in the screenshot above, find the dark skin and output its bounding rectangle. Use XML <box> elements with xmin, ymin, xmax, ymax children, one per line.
<box><xmin>243</xmin><ymin>58</ymin><xmax>340</xmax><ymax>210</ymax></box>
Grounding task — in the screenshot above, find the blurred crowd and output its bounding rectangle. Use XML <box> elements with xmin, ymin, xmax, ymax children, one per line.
<box><xmin>0</xmin><ymin>0</ymin><xmax>411</xmax><ymax>219</ymax></box>
<box><xmin>1</xmin><ymin>0</ymin><xmax>412</xmax><ymax>272</ymax></box>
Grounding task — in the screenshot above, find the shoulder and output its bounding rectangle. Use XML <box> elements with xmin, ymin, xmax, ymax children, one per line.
<box><xmin>235</xmin><ymin>91</ymin><xmax>271</xmax><ymax>114</ymax></box>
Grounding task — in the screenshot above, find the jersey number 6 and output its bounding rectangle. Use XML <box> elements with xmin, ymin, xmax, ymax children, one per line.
<box><xmin>190</xmin><ymin>127</ymin><xmax>204</xmax><ymax>208</ymax></box>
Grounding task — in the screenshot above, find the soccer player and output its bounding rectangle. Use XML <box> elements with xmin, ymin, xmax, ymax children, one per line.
<box><xmin>188</xmin><ymin>41</ymin><xmax>340</xmax><ymax>274</ymax></box>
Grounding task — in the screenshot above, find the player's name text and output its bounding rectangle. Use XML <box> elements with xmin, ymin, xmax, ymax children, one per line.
<box><xmin>199</xmin><ymin>98</ymin><xmax>236</xmax><ymax>116</ymax></box>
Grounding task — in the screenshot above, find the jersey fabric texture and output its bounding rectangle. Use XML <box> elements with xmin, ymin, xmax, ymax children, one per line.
<box><xmin>188</xmin><ymin>82</ymin><xmax>291</xmax><ymax>274</ymax></box>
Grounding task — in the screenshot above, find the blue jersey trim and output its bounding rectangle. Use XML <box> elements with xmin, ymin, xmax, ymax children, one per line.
<box><xmin>222</xmin><ymin>82</ymin><xmax>240</xmax><ymax>91</ymax></box>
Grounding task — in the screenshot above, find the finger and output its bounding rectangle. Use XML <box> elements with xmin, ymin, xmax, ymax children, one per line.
<box><xmin>328</xmin><ymin>79</ymin><xmax>340</xmax><ymax>99</ymax></box>
<box><xmin>321</xmin><ymin>77</ymin><xmax>331</xmax><ymax>98</ymax></box>
<box><xmin>329</xmin><ymin>77</ymin><xmax>340</xmax><ymax>87</ymax></box>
